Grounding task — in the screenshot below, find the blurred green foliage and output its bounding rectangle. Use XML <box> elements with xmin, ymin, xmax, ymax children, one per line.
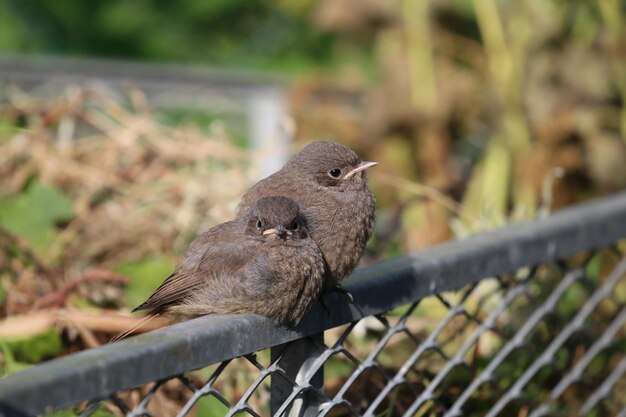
<box><xmin>0</xmin><ymin>181</ymin><xmax>74</xmax><ymax>261</ymax></box>
<box><xmin>196</xmin><ymin>395</ymin><xmax>230</xmax><ymax>417</ymax></box>
<box><xmin>0</xmin><ymin>0</ymin><xmax>335</xmax><ymax>72</ymax></box>
<box><xmin>0</xmin><ymin>341</ymin><xmax>30</xmax><ymax>375</ymax></box>
<box><xmin>115</xmin><ymin>257</ymin><xmax>173</xmax><ymax>308</ymax></box>
<box><xmin>1</xmin><ymin>329</ymin><xmax>63</xmax><ymax>376</ymax></box>
<box><xmin>6</xmin><ymin>329</ymin><xmax>63</xmax><ymax>363</ymax></box>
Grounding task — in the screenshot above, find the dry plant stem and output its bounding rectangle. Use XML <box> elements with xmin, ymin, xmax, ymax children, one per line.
<box><xmin>0</xmin><ymin>310</ymin><xmax>169</xmax><ymax>339</ymax></box>
<box><xmin>0</xmin><ymin>312</ymin><xmax>55</xmax><ymax>339</ymax></box>
<box><xmin>436</xmin><ymin>30</ymin><xmax>487</xmax><ymax>70</ymax></box>
<box><xmin>403</xmin><ymin>0</ymin><xmax>438</xmax><ymax>114</ymax></box>
<box><xmin>538</xmin><ymin>167</ymin><xmax>565</xmax><ymax>219</ymax></box>
<box><xmin>471</xmin><ymin>0</ymin><xmax>511</xmax><ymax>95</ymax></box>
<box><xmin>472</xmin><ymin>0</ymin><xmax>530</xmax><ymax>152</ymax></box>
<box><xmin>56</xmin><ymin>310</ymin><xmax>170</xmax><ymax>333</ymax></box>
<box><xmin>36</xmin><ymin>269</ymin><xmax>129</xmax><ymax>309</ymax></box>
<box><xmin>481</xmin><ymin>139</ymin><xmax>511</xmax><ymax>215</ymax></box>
<box><xmin>472</xmin><ymin>0</ymin><xmax>538</xmax><ymax>215</ymax></box>
<box><xmin>376</xmin><ymin>172</ymin><xmax>484</xmax><ymax>226</ymax></box>
<box><xmin>596</xmin><ymin>0</ymin><xmax>626</xmax><ymax>144</ymax></box>
<box><xmin>75</xmin><ymin>323</ymin><xmax>101</xmax><ymax>349</ymax></box>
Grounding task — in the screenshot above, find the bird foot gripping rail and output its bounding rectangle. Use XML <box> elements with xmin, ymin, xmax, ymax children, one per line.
<box><xmin>2</xmin><ymin>193</ymin><xmax>626</xmax><ymax>417</ymax></box>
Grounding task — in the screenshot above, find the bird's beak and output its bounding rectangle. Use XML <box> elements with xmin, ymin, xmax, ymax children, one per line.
<box><xmin>263</xmin><ymin>225</ymin><xmax>292</xmax><ymax>237</ymax></box>
<box><xmin>344</xmin><ymin>161</ymin><xmax>378</xmax><ymax>179</ymax></box>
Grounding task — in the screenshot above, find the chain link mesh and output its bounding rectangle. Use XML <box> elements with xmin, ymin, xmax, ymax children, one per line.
<box><xmin>64</xmin><ymin>246</ymin><xmax>626</xmax><ymax>417</ymax></box>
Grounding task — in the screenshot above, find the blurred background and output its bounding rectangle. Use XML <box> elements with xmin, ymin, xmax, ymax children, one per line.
<box><xmin>1</xmin><ymin>0</ymin><xmax>626</xmax><ymax>413</ymax></box>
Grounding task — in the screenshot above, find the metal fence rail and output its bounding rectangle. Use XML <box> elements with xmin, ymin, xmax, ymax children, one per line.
<box><xmin>2</xmin><ymin>192</ymin><xmax>626</xmax><ymax>417</ymax></box>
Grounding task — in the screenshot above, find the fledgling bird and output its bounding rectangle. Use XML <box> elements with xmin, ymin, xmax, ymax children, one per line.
<box><xmin>237</xmin><ymin>141</ymin><xmax>377</xmax><ymax>291</ymax></box>
<box><xmin>133</xmin><ymin>196</ymin><xmax>325</xmax><ymax>325</ymax></box>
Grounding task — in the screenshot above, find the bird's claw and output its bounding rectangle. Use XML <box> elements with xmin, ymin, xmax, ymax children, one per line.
<box><xmin>319</xmin><ymin>285</ymin><xmax>355</xmax><ymax>316</ymax></box>
<box><xmin>335</xmin><ymin>285</ymin><xmax>354</xmax><ymax>303</ymax></box>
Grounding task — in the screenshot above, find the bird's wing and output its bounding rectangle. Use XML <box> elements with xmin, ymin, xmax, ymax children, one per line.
<box><xmin>131</xmin><ymin>269</ymin><xmax>203</xmax><ymax>312</ymax></box>
<box><xmin>133</xmin><ymin>222</ymin><xmax>253</xmax><ymax>312</ymax></box>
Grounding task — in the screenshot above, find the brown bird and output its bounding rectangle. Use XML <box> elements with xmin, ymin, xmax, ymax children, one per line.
<box><xmin>237</xmin><ymin>141</ymin><xmax>377</xmax><ymax>291</ymax></box>
<box><xmin>133</xmin><ymin>196</ymin><xmax>325</xmax><ymax>325</ymax></box>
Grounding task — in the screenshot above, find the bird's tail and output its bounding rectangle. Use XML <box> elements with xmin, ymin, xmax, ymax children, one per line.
<box><xmin>110</xmin><ymin>312</ymin><xmax>160</xmax><ymax>343</ymax></box>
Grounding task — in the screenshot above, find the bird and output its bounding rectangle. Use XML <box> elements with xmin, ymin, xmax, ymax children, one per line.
<box><xmin>133</xmin><ymin>196</ymin><xmax>325</xmax><ymax>325</ymax></box>
<box><xmin>237</xmin><ymin>141</ymin><xmax>377</xmax><ymax>291</ymax></box>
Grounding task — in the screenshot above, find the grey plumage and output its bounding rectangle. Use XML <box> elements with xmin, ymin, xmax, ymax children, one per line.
<box><xmin>134</xmin><ymin>196</ymin><xmax>325</xmax><ymax>325</ymax></box>
<box><xmin>237</xmin><ymin>141</ymin><xmax>377</xmax><ymax>290</ymax></box>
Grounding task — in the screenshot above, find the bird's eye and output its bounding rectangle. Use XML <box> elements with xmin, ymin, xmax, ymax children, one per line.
<box><xmin>256</xmin><ymin>219</ymin><xmax>263</xmax><ymax>230</ymax></box>
<box><xmin>328</xmin><ymin>168</ymin><xmax>342</xmax><ymax>179</ymax></box>
<box><xmin>291</xmin><ymin>221</ymin><xmax>299</xmax><ymax>231</ymax></box>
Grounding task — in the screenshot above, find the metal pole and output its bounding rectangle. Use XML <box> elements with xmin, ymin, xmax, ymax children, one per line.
<box><xmin>247</xmin><ymin>88</ymin><xmax>289</xmax><ymax>177</ymax></box>
<box><xmin>270</xmin><ymin>333</ymin><xmax>324</xmax><ymax>417</ymax></box>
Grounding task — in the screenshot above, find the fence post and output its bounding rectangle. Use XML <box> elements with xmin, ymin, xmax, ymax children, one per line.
<box><xmin>270</xmin><ymin>333</ymin><xmax>324</xmax><ymax>417</ymax></box>
<box><xmin>247</xmin><ymin>88</ymin><xmax>289</xmax><ymax>177</ymax></box>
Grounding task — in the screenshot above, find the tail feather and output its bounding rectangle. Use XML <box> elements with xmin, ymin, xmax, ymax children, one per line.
<box><xmin>131</xmin><ymin>302</ymin><xmax>149</xmax><ymax>313</ymax></box>
<box><xmin>110</xmin><ymin>312</ymin><xmax>160</xmax><ymax>343</ymax></box>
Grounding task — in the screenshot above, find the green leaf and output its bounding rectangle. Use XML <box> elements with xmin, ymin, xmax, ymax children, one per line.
<box><xmin>0</xmin><ymin>341</ymin><xmax>31</xmax><ymax>375</ymax></box>
<box><xmin>0</xmin><ymin>182</ymin><xmax>74</xmax><ymax>258</ymax></box>
<box><xmin>0</xmin><ymin>195</ymin><xmax>53</xmax><ymax>250</ymax></box>
<box><xmin>115</xmin><ymin>256</ymin><xmax>173</xmax><ymax>308</ymax></box>
<box><xmin>195</xmin><ymin>394</ymin><xmax>230</xmax><ymax>417</ymax></box>
<box><xmin>27</xmin><ymin>182</ymin><xmax>75</xmax><ymax>223</ymax></box>
<box><xmin>44</xmin><ymin>410</ymin><xmax>78</xmax><ymax>417</ymax></box>
<box><xmin>7</xmin><ymin>329</ymin><xmax>63</xmax><ymax>363</ymax></box>
<box><xmin>325</xmin><ymin>358</ymin><xmax>354</xmax><ymax>379</ymax></box>
<box><xmin>585</xmin><ymin>253</ymin><xmax>603</xmax><ymax>280</ymax></box>
<box><xmin>556</xmin><ymin>281</ymin><xmax>588</xmax><ymax>318</ymax></box>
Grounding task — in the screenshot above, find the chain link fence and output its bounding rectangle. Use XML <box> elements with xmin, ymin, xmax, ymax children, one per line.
<box><xmin>2</xmin><ymin>193</ymin><xmax>626</xmax><ymax>417</ymax></box>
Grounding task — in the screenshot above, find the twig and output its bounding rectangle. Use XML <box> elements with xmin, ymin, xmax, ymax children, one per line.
<box><xmin>36</xmin><ymin>269</ymin><xmax>129</xmax><ymax>309</ymax></box>
<box><xmin>75</xmin><ymin>323</ymin><xmax>101</xmax><ymax>349</ymax></box>
<box><xmin>376</xmin><ymin>172</ymin><xmax>485</xmax><ymax>225</ymax></box>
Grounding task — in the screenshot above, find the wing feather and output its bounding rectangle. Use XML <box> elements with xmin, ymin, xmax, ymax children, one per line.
<box><xmin>133</xmin><ymin>221</ymin><xmax>254</xmax><ymax>312</ymax></box>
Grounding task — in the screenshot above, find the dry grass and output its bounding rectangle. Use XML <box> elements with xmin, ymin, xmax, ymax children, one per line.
<box><xmin>0</xmin><ymin>86</ymin><xmax>253</xmax><ymax>339</ymax></box>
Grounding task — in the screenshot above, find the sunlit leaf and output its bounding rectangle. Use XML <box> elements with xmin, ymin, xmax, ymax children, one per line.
<box><xmin>195</xmin><ymin>394</ymin><xmax>230</xmax><ymax>417</ymax></box>
<box><xmin>6</xmin><ymin>329</ymin><xmax>63</xmax><ymax>363</ymax></box>
<box><xmin>44</xmin><ymin>410</ymin><xmax>78</xmax><ymax>417</ymax></box>
<box><xmin>0</xmin><ymin>181</ymin><xmax>74</xmax><ymax>258</ymax></box>
<box><xmin>116</xmin><ymin>256</ymin><xmax>173</xmax><ymax>308</ymax></box>
<box><xmin>0</xmin><ymin>341</ymin><xmax>31</xmax><ymax>376</ymax></box>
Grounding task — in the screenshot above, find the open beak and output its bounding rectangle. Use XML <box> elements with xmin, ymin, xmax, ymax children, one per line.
<box><xmin>262</xmin><ymin>224</ymin><xmax>292</xmax><ymax>237</ymax></box>
<box><xmin>344</xmin><ymin>161</ymin><xmax>378</xmax><ymax>179</ymax></box>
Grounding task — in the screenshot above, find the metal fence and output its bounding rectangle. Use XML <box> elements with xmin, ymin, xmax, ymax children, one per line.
<box><xmin>2</xmin><ymin>192</ymin><xmax>626</xmax><ymax>417</ymax></box>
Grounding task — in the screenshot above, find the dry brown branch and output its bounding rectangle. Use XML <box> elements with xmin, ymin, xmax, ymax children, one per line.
<box><xmin>75</xmin><ymin>324</ymin><xmax>101</xmax><ymax>349</ymax></box>
<box><xmin>36</xmin><ymin>269</ymin><xmax>129</xmax><ymax>309</ymax></box>
<box><xmin>0</xmin><ymin>310</ymin><xmax>170</xmax><ymax>340</ymax></box>
<box><xmin>376</xmin><ymin>172</ymin><xmax>484</xmax><ymax>225</ymax></box>
<box><xmin>56</xmin><ymin>310</ymin><xmax>171</xmax><ymax>334</ymax></box>
<box><xmin>0</xmin><ymin>312</ymin><xmax>56</xmax><ymax>339</ymax></box>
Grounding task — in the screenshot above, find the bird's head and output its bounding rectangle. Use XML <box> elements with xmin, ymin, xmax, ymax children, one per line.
<box><xmin>284</xmin><ymin>141</ymin><xmax>378</xmax><ymax>192</ymax></box>
<box><xmin>246</xmin><ymin>196</ymin><xmax>308</xmax><ymax>240</ymax></box>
